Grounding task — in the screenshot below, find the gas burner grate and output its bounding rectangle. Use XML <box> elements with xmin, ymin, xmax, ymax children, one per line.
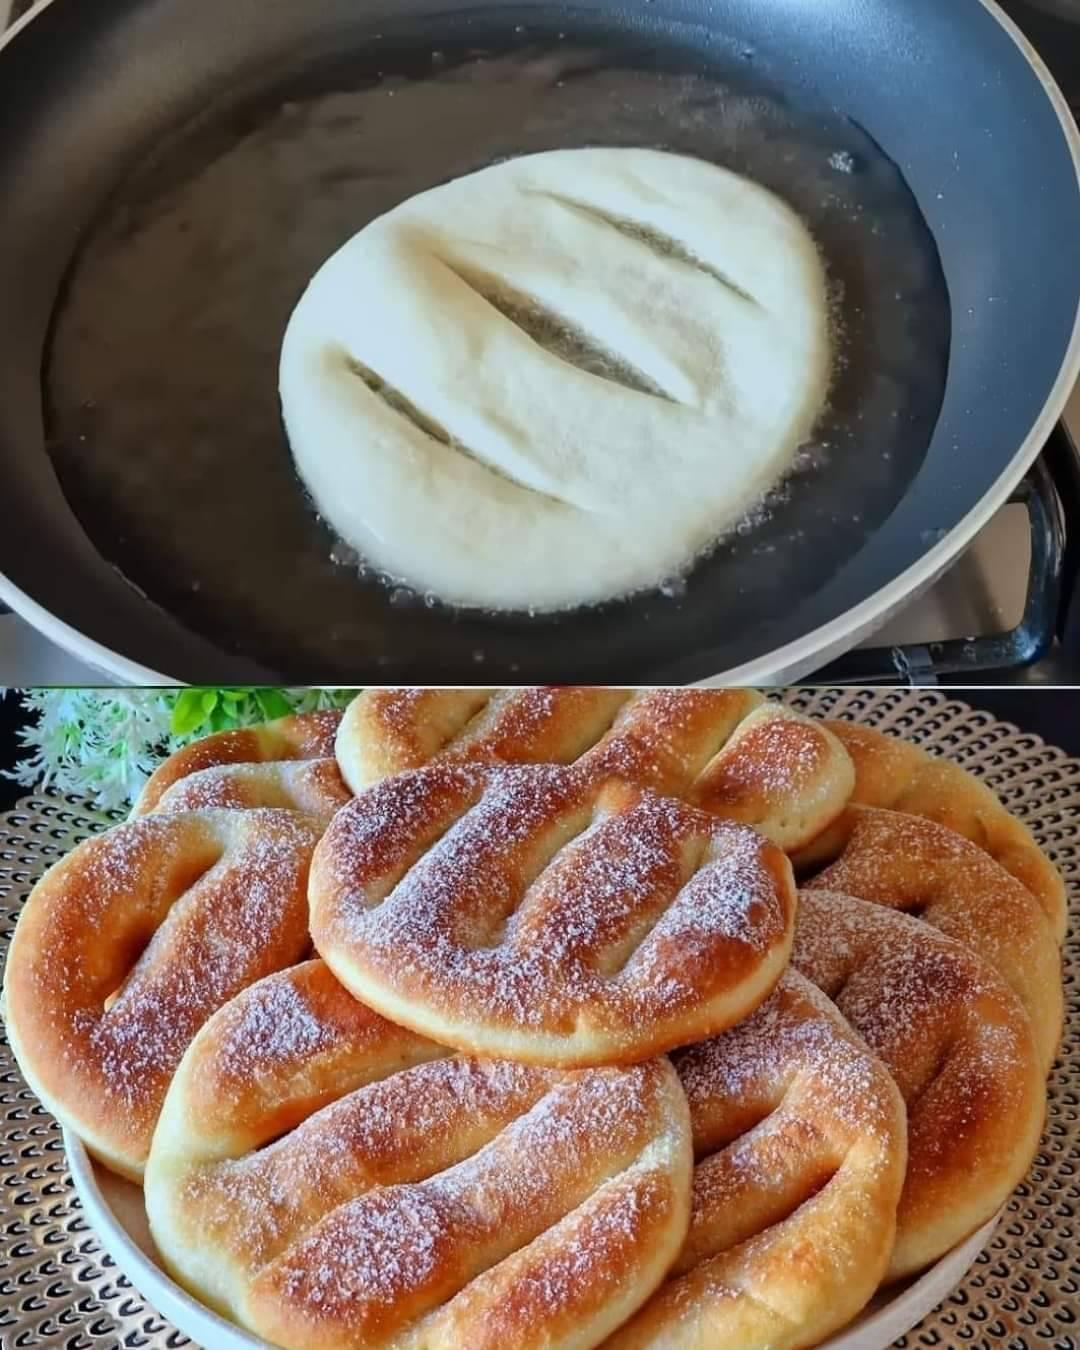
<box><xmin>817</xmin><ymin>427</ymin><xmax>1080</xmax><ymax>686</ymax></box>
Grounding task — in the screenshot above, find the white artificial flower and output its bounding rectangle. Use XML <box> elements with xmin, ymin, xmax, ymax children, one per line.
<box><xmin>3</xmin><ymin>688</ymin><xmax>356</xmax><ymax>809</ymax></box>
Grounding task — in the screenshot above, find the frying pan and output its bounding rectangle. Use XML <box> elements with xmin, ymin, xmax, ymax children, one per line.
<box><xmin>0</xmin><ymin>0</ymin><xmax>1078</xmax><ymax>684</ymax></box>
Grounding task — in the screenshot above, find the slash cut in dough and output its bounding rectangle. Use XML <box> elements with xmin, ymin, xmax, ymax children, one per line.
<box><xmin>280</xmin><ymin>147</ymin><xmax>832</xmax><ymax>611</ymax></box>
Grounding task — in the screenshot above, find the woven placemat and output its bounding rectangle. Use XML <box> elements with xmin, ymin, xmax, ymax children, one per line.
<box><xmin>0</xmin><ymin>688</ymin><xmax>1077</xmax><ymax>1350</ymax></box>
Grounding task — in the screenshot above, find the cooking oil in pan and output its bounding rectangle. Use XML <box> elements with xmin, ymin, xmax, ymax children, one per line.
<box><xmin>44</xmin><ymin>38</ymin><xmax>949</xmax><ymax>679</ymax></box>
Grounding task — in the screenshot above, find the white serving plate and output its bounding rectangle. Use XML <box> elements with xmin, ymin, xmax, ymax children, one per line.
<box><xmin>66</xmin><ymin>1130</ymin><xmax>1000</xmax><ymax>1350</ymax></box>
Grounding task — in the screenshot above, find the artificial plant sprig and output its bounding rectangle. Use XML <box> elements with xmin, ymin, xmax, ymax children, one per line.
<box><xmin>3</xmin><ymin>687</ymin><xmax>356</xmax><ymax>811</ymax></box>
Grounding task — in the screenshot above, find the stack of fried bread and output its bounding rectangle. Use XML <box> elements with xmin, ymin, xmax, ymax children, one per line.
<box><xmin>2</xmin><ymin>688</ymin><xmax>1064</xmax><ymax>1350</ymax></box>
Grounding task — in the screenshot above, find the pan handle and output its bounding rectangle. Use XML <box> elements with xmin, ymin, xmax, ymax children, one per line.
<box><xmin>813</xmin><ymin>454</ymin><xmax>1066</xmax><ymax>686</ymax></box>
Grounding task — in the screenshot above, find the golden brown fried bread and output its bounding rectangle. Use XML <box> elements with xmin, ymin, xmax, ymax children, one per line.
<box><xmin>806</xmin><ymin>807</ymin><xmax>1063</xmax><ymax>1071</ymax></box>
<box><xmin>309</xmin><ymin>764</ymin><xmax>796</xmax><ymax>1066</ymax></box>
<box><xmin>339</xmin><ymin>688</ymin><xmax>630</xmax><ymax>790</ymax></box>
<box><xmin>336</xmin><ymin>688</ymin><xmax>853</xmax><ymax>851</ymax></box>
<box><xmin>146</xmin><ymin>962</ymin><xmax>693</xmax><ymax>1350</ymax></box>
<box><xmin>609</xmin><ymin>970</ymin><xmax>906</xmax><ymax>1349</ymax></box>
<box><xmin>794</xmin><ymin>890</ymin><xmax>1045</xmax><ymax>1279</ymax></box>
<box><xmin>133</xmin><ymin>709</ymin><xmax>344</xmax><ymax>817</ymax></box>
<box><xmin>794</xmin><ymin>721</ymin><xmax>1066</xmax><ymax>943</ymax></box>
<box><xmin>153</xmin><ymin>759</ymin><xmax>352</xmax><ymax>828</ymax></box>
<box><xmin>592</xmin><ymin>694</ymin><xmax>854</xmax><ymax>851</ymax></box>
<box><xmin>2</xmin><ymin>809</ymin><xmax>319</xmax><ymax>1179</ymax></box>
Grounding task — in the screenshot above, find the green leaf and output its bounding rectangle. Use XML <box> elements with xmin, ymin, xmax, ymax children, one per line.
<box><xmin>209</xmin><ymin>704</ymin><xmax>235</xmax><ymax>732</ymax></box>
<box><xmin>255</xmin><ymin>689</ymin><xmax>292</xmax><ymax>721</ymax></box>
<box><xmin>171</xmin><ymin>689</ymin><xmax>210</xmax><ymax>736</ymax></box>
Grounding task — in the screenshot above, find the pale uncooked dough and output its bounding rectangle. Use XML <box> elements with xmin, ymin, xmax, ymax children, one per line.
<box><xmin>280</xmin><ymin>147</ymin><xmax>831</xmax><ymax>611</ymax></box>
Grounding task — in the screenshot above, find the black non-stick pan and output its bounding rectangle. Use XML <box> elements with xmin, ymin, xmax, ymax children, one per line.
<box><xmin>1</xmin><ymin>0</ymin><xmax>1078</xmax><ymax>683</ymax></box>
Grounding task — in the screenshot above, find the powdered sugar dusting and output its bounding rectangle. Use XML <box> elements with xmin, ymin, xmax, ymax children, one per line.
<box><xmin>217</xmin><ymin>974</ymin><xmax>338</xmax><ymax>1074</ymax></box>
<box><xmin>325</xmin><ymin>767</ymin><xmax>790</xmax><ymax>1045</ymax></box>
<box><xmin>288</xmin><ymin>708</ymin><xmax>346</xmax><ymax>758</ymax></box>
<box><xmin>353</xmin><ymin>688</ymin><xmax>848</xmax><ymax>858</ymax></box>
<box><xmin>373</xmin><ymin>688</ymin><xmax>482</xmax><ymax>743</ymax></box>
<box><xmin>806</xmin><ymin>809</ymin><xmax>1052</xmax><ymax>1006</ymax></box>
<box><xmin>72</xmin><ymin>810</ymin><xmax>175</xmax><ymax>903</ymax></box>
<box><xmin>793</xmin><ymin>888</ymin><xmax>1034</xmax><ymax>1194</ymax></box>
<box><xmin>709</xmin><ymin>708</ymin><xmax>829</xmax><ymax>796</ymax></box>
<box><xmin>452</xmin><ymin>687</ymin><xmax>560</xmax><ymax>752</ymax></box>
<box><xmin>592</xmin><ymin>690</ymin><xmax>757</xmax><ymax>786</ymax></box>
<box><xmin>653</xmin><ymin>972</ymin><xmax>905</xmax><ymax>1288</ymax></box>
<box><xmin>617</xmin><ymin>689</ymin><xmax>741</xmax><ymax>740</ymax></box>
<box><xmin>320</xmin><ymin>763</ymin><xmax>487</xmax><ymax>902</ymax></box>
<box><xmin>623</xmin><ymin>818</ymin><xmax>789</xmax><ymax>1013</ymax></box>
<box><xmin>160</xmin><ymin>768</ymin><xmax>250</xmax><ymax>810</ymax></box>
<box><xmin>277</xmin><ymin>1185</ymin><xmax>446</xmax><ymax>1318</ymax></box>
<box><xmin>156</xmin><ymin>760</ymin><xmax>349</xmax><ymax>821</ymax></box>
<box><xmin>464</xmin><ymin>1163</ymin><xmax>668</xmax><ymax>1325</ymax></box>
<box><xmin>54</xmin><ymin>810</ymin><xmax>314</xmax><ymax>1132</ymax></box>
<box><xmin>445</xmin><ymin>687</ymin><xmax>632</xmax><ymax>769</ymax></box>
<box><xmin>794</xmin><ymin>890</ymin><xmax>975</xmax><ymax>1055</ymax></box>
<box><xmin>675</xmin><ymin>972</ymin><xmax>891</xmax><ymax>1145</ymax></box>
<box><xmin>381</xmin><ymin>765</ymin><xmax>579</xmax><ymax>924</ymax></box>
<box><xmin>195</xmin><ymin>1057</ymin><xmax>553</xmax><ymax>1269</ymax></box>
<box><xmin>586</xmin><ymin>729</ymin><xmax>678</xmax><ymax>797</ymax></box>
<box><xmin>184</xmin><ymin>1057</ymin><xmax>672</xmax><ymax>1338</ymax></box>
<box><xmin>506</xmin><ymin>791</ymin><xmax>693</xmax><ymax>967</ymax></box>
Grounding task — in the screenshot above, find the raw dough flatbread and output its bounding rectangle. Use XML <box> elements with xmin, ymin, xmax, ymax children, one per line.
<box><xmin>280</xmin><ymin>147</ymin><xmax>831</xmax><ymax>611</ymax></box>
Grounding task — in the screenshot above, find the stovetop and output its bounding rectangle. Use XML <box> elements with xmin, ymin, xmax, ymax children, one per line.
<box><xmin>1</xmin><ymin>0</ymin><xmax>1079</xmax><ymax>686</ymax></box>
<box><xmin>818</xmin><ymin>0</ymin><xmax>1080</xmax><ymax>686</ymax></box>
<box><xmin>1004</xmin><ymin>0</ymin><xmax>1080</xmax><ymax>122</ymax></box>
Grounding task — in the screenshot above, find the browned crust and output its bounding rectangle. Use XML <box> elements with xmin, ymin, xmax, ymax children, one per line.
<box><xmin>145</xmin><ymin>963</ymin><xmax>693</xmax><ymax>1350</ymax></box>
<box><xmin>794</xmin><ymin>721</ymin><xmax>1066</xmax><ymax>944</ymax></box>
<box><xmin>610</xmin><ymin>970</ymin><xmax>907</xmax><ymax>1350</ymax></box>
<box><xmin>3</xmin><ymin>809</ymin><xmax>319</xmax><ymax>1179</ymax></box>
<box><xmin>807</xmin><ymin>806</ymin><xmax>1063</xmax><ymax>1071</ymax></box>
<box><xmin>336</xmin><ymin>688</ymin><xmax>627</xmax><ymax>791</ymax></box>
<box><xmin>337</xmin><ymin>690</ymin><xmax>495</xmax><ymax>788</ymax></box>
<box><xmin>133</xmin><ymin>710</ymin><xmax>344</xmax><ymax>817</ymax></box>
<box><xmin>309</xmin><ymin>763</ymin><xmax>796</xmax><ymax>1066</ymax></box>
<box><xmin>793</xmin><ymin>889</ymin><xmax>1046</xmax><ymax>1279</ymax></box>
<box><xmin>153</xmin><ymin>759</ymin><xmax>352</xmax><ymax>827</ymax></box>
<box><xmin>337</xmin><ymin>689</ymin><xmax>854</xmax><ymax>853</ymax></box>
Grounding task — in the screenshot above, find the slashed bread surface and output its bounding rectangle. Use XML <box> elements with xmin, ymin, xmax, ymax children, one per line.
<box><xmin>280</xmin><ymin>147</ymin><xmax>831</xmax><ymax>610</ymax></box>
